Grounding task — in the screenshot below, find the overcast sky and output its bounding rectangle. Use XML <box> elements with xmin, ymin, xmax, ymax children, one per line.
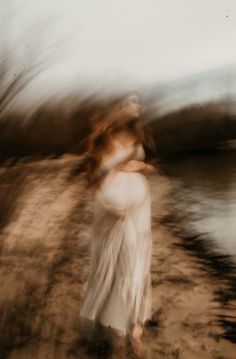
<box><xmin>1</xmin><ymin>0</ymin><xmax>236</xmax><ymax>103</ymax></box>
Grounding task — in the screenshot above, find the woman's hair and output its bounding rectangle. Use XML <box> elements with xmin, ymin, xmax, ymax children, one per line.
<box><xmin>77</xmin><ymin>95</ymin><xmax>157</xmax><ymax>188</ymax></box>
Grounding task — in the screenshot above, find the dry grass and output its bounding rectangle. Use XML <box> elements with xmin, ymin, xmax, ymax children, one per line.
<box><xmin>0</xmin><ymin>156</ymin><xmax>235</xmax><ymax>358</ymax></box>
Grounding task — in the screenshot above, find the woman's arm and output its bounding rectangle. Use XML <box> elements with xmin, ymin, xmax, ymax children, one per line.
<box><xmin>141</xmin><ymin>161</ymin><xmax>157</xmax><ymax>174</ymax></box>
<box><xmin>117</xmin><ymin>159</ymin><xmax>157</xmax><ymax>174</ymax></box>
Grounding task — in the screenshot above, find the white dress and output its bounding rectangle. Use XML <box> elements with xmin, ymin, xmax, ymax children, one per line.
<box><xmin>80</xmin><ymin>143</ymin><xmax>152</xmax><ymax>332</ymax></box>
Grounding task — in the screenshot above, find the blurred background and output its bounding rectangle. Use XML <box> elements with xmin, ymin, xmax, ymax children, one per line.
<box><xmin>0</xmin><ymin>1</ymin><xmax>236</xmax><ymax>358</ymax></box>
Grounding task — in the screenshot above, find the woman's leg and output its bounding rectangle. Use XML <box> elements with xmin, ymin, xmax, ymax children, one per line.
<box><xmin>131</xmin><ymin>322</ymin><xmax>143</xmax><ymax>342</ymax></box>
<box><xmin>129</xmin><ymin>322</ymin><xmax>148</xmax><ymax>358</ymax></box>
<box><xmin>117</xmin><ymin>329</ymin><xmax>127</xmax><ymax>338</ymax></box>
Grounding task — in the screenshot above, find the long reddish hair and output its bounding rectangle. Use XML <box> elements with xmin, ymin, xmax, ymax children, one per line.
<box><xmin>81</xmin><ymin>95</ymin><xmax>156</xmax><ymax>188</ymax></box>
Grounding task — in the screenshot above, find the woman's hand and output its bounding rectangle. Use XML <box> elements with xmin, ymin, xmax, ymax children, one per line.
<box><xmin>117</xmin><ymin>160</ymin><xmax>146</xmax><ymax>172</ymax></box>
<box><xmin>117</xmin><ymin>160</ymin><xmax>157</xmax><ymax>174</ymax></box>
<box><xmin>142</xmin><ymin>162</ymin><xmax>157</xmax><ymax>174</ymax></box>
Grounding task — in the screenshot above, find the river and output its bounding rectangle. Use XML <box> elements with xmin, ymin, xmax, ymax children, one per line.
<box><xmin>163</xmin><ymin>150</ymin><xmax>236</xmax><ymax>258</ymax></box>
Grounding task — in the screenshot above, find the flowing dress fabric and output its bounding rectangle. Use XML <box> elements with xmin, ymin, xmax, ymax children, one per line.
<box><xmin>80</xmin><ymin>144</ymin><xmax>152</xmax><ymax>331</ymax></box>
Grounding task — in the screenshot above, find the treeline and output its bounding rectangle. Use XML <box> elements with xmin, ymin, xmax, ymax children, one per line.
<box><xmin>0</xmin><ymin>58</ymin><xmax>236</xmax><ymax>161</ymax></box>
<box><xmin>1</xmin><ymin>99</ymin><xmax>236</xmax><ymax>161</ymax></box>
<box><xmin>151</xmin><ymin>102</ymin><xmax>236</xmax><ymax>155</ymax></box>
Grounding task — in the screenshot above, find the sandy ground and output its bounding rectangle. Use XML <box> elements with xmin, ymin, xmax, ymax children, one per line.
<box><xmin>0</xmin><ymin>154</ymin><xmax>236</xmax><ymax>359</ymax></box>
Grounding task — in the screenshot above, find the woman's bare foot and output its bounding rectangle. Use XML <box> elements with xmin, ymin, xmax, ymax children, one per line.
<box><xmin>131</xmin><ymin>323</ymin><xmax>143</xmax><ymax>343</ymax></box>
<box><xmin>112</xmin><ymin>329</ymin><xmax>127</xmax><ymax>351</ymax></box>
<box><xmin>117</xmin><ymin>329</ymin><xmax>127</xmax><ymax>338</ymax></box>
<box><xmin>111</xmin><ymin>331</ymin><xmax>127</xmax><ymax>359</ymax></box>
<box><xmin>128</xmin><ymin>324</ymin><xmax>148</xmax><ymax>358</ymax></box>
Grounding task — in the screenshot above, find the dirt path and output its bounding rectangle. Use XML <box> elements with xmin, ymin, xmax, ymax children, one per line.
<box><xmin>0</xmin><ymin>155</ymin><xmax>235</xmax><ymax>359</ymax></box>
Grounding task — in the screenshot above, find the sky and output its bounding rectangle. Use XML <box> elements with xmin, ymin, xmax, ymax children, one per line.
<box><xmin>1</xmin><ymin>0</ymin><xmax>236</xmax><ymax>104</ymax></box>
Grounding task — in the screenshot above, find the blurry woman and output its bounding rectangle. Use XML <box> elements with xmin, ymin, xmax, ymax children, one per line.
<box><xmin>80</xmin><ymin>94</ymin><xmax>156</xmax><ymax>354</ymax></box>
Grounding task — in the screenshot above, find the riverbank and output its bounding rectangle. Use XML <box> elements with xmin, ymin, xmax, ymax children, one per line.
<box><xmin>0</xmin><ymin>155</ymin><xmax>235</xmax><ymax>358</ymax></box>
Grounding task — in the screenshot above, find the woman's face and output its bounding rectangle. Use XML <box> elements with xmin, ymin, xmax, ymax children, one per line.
<box><xmin>121</xmin><ymin>95</ymin><xmax>143</xmax><ymax>119</ymax></box>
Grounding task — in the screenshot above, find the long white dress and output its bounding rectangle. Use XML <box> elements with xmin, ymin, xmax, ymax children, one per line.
<box><xmin>80</xmin><ymin>143</ymin><xmax>152</xmax><ymax>332</ymax></box>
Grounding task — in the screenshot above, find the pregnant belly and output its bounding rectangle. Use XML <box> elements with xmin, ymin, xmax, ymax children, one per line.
<box><xmin>115</xmin><ymin>171</ymin><xmax>149</xmax><ymax>202</ymax></box>
<box><xmin>99</xmin><ymin>170</ymin><xmax>150</xmax><ymax>210</ymax></box>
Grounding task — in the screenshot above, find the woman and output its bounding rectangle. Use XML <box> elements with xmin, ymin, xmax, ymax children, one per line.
<box><xmin>80</xmin><ymin>94</ymin><xmax>156</xmax><ymax>353</ymax></box>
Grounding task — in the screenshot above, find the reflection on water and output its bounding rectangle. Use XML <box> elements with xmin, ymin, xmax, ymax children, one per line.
<box><xmin>164</xmin><ymin>151</ymin><xmax>236</xmax><ymax>256</ymax></box>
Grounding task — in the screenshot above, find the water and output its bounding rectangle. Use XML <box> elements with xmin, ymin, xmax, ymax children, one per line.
<box><xmin>164</xmin><ymin>151</ymin><xmax>236</xmax><ymax>257</ymax></box>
